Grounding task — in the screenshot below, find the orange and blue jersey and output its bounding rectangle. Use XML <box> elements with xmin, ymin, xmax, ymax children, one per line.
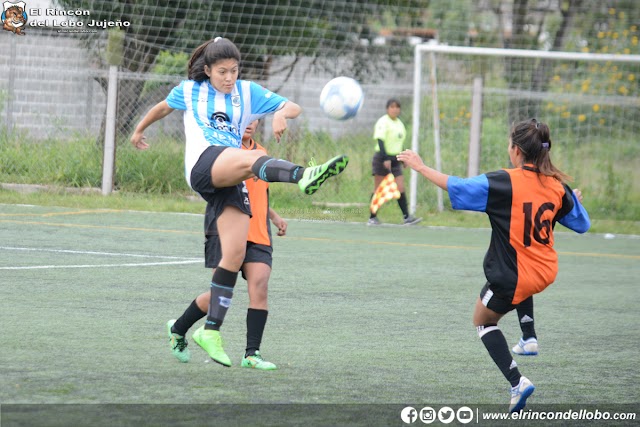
<box><xmin>165</xmin><ymin>79</ymin><xmax>287</xmax><ymax>189</ymax></box>
<box><xmin>447</xmin><ymin>165</ymin><xmax>590</xmax><ymax>304</ymax></box>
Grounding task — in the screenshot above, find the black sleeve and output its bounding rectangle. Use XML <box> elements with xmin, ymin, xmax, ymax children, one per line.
<box><xmin>552</xmin><ymin>183</ymin><xmax>575</xmax><ymax>228</ymax></box>
<box><xmin>377</xmin><ymin>139</ymin><xmax>395</xmax><ymax>162</ymax></box>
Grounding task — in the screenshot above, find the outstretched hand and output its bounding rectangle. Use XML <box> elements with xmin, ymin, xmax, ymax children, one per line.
<box><xmin>396</xmin><ymin>149</ymin><xmax>425</xmax><ymax>171</ymax></box>
<box><xmin>573</xmin><ymin>188</ymin><xmax>584</xmax><ymax>203</ymax></box>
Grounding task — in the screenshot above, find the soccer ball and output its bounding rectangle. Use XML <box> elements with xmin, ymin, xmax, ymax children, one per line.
<box><xmin>319</xmin><ymin>76</ymin><xmax>364</xmax><ymax>121</ymax></box>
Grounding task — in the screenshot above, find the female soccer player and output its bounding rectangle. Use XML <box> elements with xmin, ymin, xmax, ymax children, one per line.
<box><xmin>368</xmin><ymin>98</ymin><xmax>421</xmax><ymax>226</ymax></box>
<box><xmin>131</xmin><ymin>37</ymin><xmax>348</xmax><ymax>366</ymax></box>
<box><xmin>397</xmin><ymin>118</ymin><xmax>590</xmax><ymax>412</ymax></box>
<box><xmin>166</xmin><ymin>121</ymin><xmax>284</xmax><ymax>370</ymax></box>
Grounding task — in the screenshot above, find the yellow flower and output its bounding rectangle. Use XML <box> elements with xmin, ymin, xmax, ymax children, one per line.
<box><xmin>561</xmin><ymin>111</ymin><xmax>571</xmax><ymax>119</ymax></box>
<box><xmin>629</xmin><ymin>74</ymin><xmax>635</xmax><ymax>82</ymax></box>
<box><xmin>465</xmin><ymin>112</ymin><xmax>471</xmax><ymax>119</ymax></box>
<box><xmin>592</xmin><ymin>104</ymin><xmax>600</xmax><ymax>112</ymax></box>
<box><xmin>619</xmin><ymin>11</ymin><xmax>625</xmax><ymax>19</ymax></box>
<box><xmin>552</xmin><ymin>75</ymin><xmax>561</xmax><ymax>82</ymax></box>
<box><xmin>632</xmin><ymin>26</ymin><xmax>638</xmax><ymax>32</ymax></box>
<box><xmin>624</xmin><ymin>48</ymin><xmax>631</xmax><ymax>54</ymax></box>
<box><xmin>581</xmin><ymin>79</ymin><xmax>591</xmax><ymax>92</ymax></box>
<box><xmin>609</xmin><ymin>8</ymin><xmax>615</xmax><ymax>15</ymax></box>
<box><xmin>618</xmin><ymin>86</ymin><xmax>629</xmax><ymax>95</ymax></box>
<box><xmin>599</xmin><ymin>118</ymin><xmax>606</xmax><ymax>126</ymax></box>
<box><xmin>597</xmin><ymin>31</ymin><xmax>605</xmax><ymax>39</ymax></box>
<box><xmin>581</xmin><ymin>47</ymin><xmax>589</xmax><ymax>53</ymax></box>
<box><xmin>633</xmin><ymin>36</ymin><xmax>638</xmax><ymax>46</ymax></box>
<box><xmin>613</xmin><ymin>32</ymin><xmax>619</xmax><ymax>39</ymax></box>
<box><xmin>578</xmin><ymin>114</ymin><xmax>586</xmax><ymax>122</ymax></box>
<box><xmin>546</xmin><ymin>102</ymin><xmax>554</xmax><ymax>109</ymax></box>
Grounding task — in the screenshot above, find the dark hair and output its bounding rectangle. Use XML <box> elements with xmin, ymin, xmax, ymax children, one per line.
<box><xmin>386</xmin><ymin>98</ymin><xmax>401</xmax><ymax>109</ymax></box>
<box><xmin>187</xmin><ymin>38</ymin><xmax>241</xmax><ymax>82</ymax></box>
<box><xmin>510</xmin><ymin>118</ymin><xmax>571</xmax><ymax>183</ymax></box>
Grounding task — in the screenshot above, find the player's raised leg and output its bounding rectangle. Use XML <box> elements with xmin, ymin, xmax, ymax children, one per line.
<box><xmin>211</xmin><ymin>147</ymin><xmax>348</xmax><ymax>195</ymax></box>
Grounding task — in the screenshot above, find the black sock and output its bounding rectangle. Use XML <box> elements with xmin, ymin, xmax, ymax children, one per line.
<box><xmin>205</xmin><ymin>267</ymin><xmax>238</xmax><ymax>331</ymax></box>
<box><xmin>369</xmin><ymin>193</ymin><xmax>377</xmax><ymax>219</ymax></box>
<box><xmin>172</xmin><ymin>300</ymin><xmax>206</xmax><ymax>336</ymax></box>
<box><xmin>478</xmin><ymin>324</ymin><xmax>521</xmax><ymax>387</ymax></box>
<box><xmin>516</xmin><ymin>297</ymin><xmax>536</xmax><ymax>340</ymax></box>
<box><xmin>251</xmin><ymin>155</ymin><xmax>304</xmax><ymax>183</ymax></box>
<box><xmin>245</xmin><ymin>308</ymin><xmax>268</xmax><ymax>357</ymax></box>
<box><xmin>398</xmin><ymin>192</ymin><xmax>409</xmax><ymax>218</ymax></box>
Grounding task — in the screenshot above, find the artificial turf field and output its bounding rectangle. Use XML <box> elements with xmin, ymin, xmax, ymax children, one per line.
<box><xmin>1</xmin><ymin>204</ymin><xmax>638</xmax><ymax>426</ymax></box>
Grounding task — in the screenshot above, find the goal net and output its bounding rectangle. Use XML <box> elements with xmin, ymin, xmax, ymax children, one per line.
<box><xmin>410</xmin><ymin>44</ymin><xmax>640</xmax><ymax>218</ymax></box>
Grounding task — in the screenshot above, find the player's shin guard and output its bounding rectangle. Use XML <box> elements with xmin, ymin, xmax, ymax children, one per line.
<box><xmin>251</xmin><ymin>156</ymin><xmax>303</xmax><ymax>183</ymax></box>
<box><xmin>246</xmin><ymin>308</ymin><xmax>268</xmax><ymax>357</ymax></box>
<box><xmin>516</xmin><ymin>297</ymin><xmax>536</xmax><ymax>340</ymax></box>
<box><xmin>477</xmin><ymin>324</ymin><xmax>521</xmax><ymax>387</ymax></box>
<box><xmin>205</xmin><ymin>267</ymin><xmax>238</xmax><ymax>331</ymax></box>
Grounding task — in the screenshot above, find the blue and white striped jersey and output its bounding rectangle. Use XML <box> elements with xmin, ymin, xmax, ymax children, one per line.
<box><xmin>166</xmin><ymin>79</ymin><xmax>287</xmax><ymax>187</ymax></box>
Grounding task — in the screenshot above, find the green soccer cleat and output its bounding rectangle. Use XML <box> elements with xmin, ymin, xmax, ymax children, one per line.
<box><xmin>241</xmin><ymin>351</ymin><xmax>277</xmax><ymax>371</ymax></box>
<box><xmin>192</xmin><ymin>325</ymin><xmax>231</xmax><ymax>367</ymax></box>
<box><xmin>166</xmin><ymin>319</ymin><xmax>190</xmax><ymax>363</ymax></box>
<box><xmin>298</xmin><ymin>155</ymin><xmax>349</xmax><ymax>195</ymax></box>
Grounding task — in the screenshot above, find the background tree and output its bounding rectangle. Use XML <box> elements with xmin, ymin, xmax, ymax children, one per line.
<box><xmin>56</xmin><ymin>0</ymin><xmax>426</xmax><ymax>144</ymax></box>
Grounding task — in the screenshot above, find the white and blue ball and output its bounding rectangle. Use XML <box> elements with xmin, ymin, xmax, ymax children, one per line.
<box><xmin>319</xmin><ymin>76</ymin><xmax>364</xmax><ymax>121</ymax></box>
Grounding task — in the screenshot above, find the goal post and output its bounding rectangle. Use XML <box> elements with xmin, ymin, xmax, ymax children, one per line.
<box><xmin>410</xmin><ymin>44</ymin><xmax>640</xmax><ymax>216</ymax></box>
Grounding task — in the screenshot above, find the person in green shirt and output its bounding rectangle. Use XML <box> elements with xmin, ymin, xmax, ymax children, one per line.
<box><xmin>368</xmin><ymin>98</ymin><xmax>422</xmax><ymax>226</ymax></box>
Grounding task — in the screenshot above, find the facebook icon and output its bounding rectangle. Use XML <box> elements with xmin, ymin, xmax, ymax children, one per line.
<box><xmin>401</xmin><ymin>406</ymin><xmax>418</xmax><ymax>424</ymax></box>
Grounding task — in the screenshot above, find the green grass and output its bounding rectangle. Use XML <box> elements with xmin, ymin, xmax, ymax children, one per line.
<box><xmin>1</xmin><ymin>118</ymin><xmax>639</xmax><ymax>223</ymax></box>
<box><xmin>0</xmin><ymin>186</ymin><xmax>638</xmax><ymax>235</ymax></box>
<box><xmin>1</xmin><ymin>205</ymin><xmax>638</xmax><ymax>411</ymax></box>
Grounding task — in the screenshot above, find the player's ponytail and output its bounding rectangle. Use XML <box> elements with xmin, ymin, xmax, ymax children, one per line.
<box><xmin>510</xmin><ymin>118</ymin><xmax>571</xmax><ymax>183</ymax></box>
<box><xmin>187</xmin><ymin>38</ymin><xmax>241</xmax><ymax>82</ymax></box>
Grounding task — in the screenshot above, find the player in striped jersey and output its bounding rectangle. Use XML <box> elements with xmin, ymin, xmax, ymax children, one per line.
<box><xmin>131</xmin><ymin>38</ymin><xmax>348</xmax><ymax>367</ymax></box>
<box><xmin>398</xmin><ymin>118</ymin><xmax>590</xmax><ymax>412</ymax></box>
<box><xmin>167</xmin><ymin>121</ymin><xmax>284</xmax><ymax>370</ymax></box>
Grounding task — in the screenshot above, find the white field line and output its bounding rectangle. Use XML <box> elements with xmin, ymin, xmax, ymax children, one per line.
<box><xmin>0</xmin><ymin>260</ymin><xmax>201</xmax><ymax>270</ymax></box>
<box><xmin>0</xmin><ymin>246</ymin><xmax>201</xmax><ymax>270</ymax></box>
<box><xmin>0</xmin><ymin>246</ymin><xmax>198</xmax><ymax>260</ymax></box>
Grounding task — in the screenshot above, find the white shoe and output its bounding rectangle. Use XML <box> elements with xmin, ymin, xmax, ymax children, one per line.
<box><xmin>509</xmin><ymin>376</ymin><xmax>535</xmax><ymax>412</ymax></box>
<box><xmin>367</xmin><ymin>217</ymin><xmax>381</xmax><ymax>226</ymax></box>
<box><xmin>512</xmin><ymin>337</ymin><xmax>539</xmax><ymax>356</ymax></box>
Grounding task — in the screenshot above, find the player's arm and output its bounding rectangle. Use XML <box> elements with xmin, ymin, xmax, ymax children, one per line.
<box><xmin>272</xmin><ymin>101</ymin><xmax>302</xmax><ymax>142</ymax></box>
<box><xmin>268</xmin><ymin>207</ymin><xmax>287</xmax><ymax>236</ymax></box>
<box><xmin>131</xmin><ymin>100</ymin><xmax>174</xmax><ymax>150</ymax></box>
<box><xmin>396</xmin><ymin>150</ymin><xmax>448</xmax><ymax>190</ymax></box>
<box><xmin>556</xmin><ymin>185</ymin><xmax>591</xmax><ymax>233</ymax></box>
